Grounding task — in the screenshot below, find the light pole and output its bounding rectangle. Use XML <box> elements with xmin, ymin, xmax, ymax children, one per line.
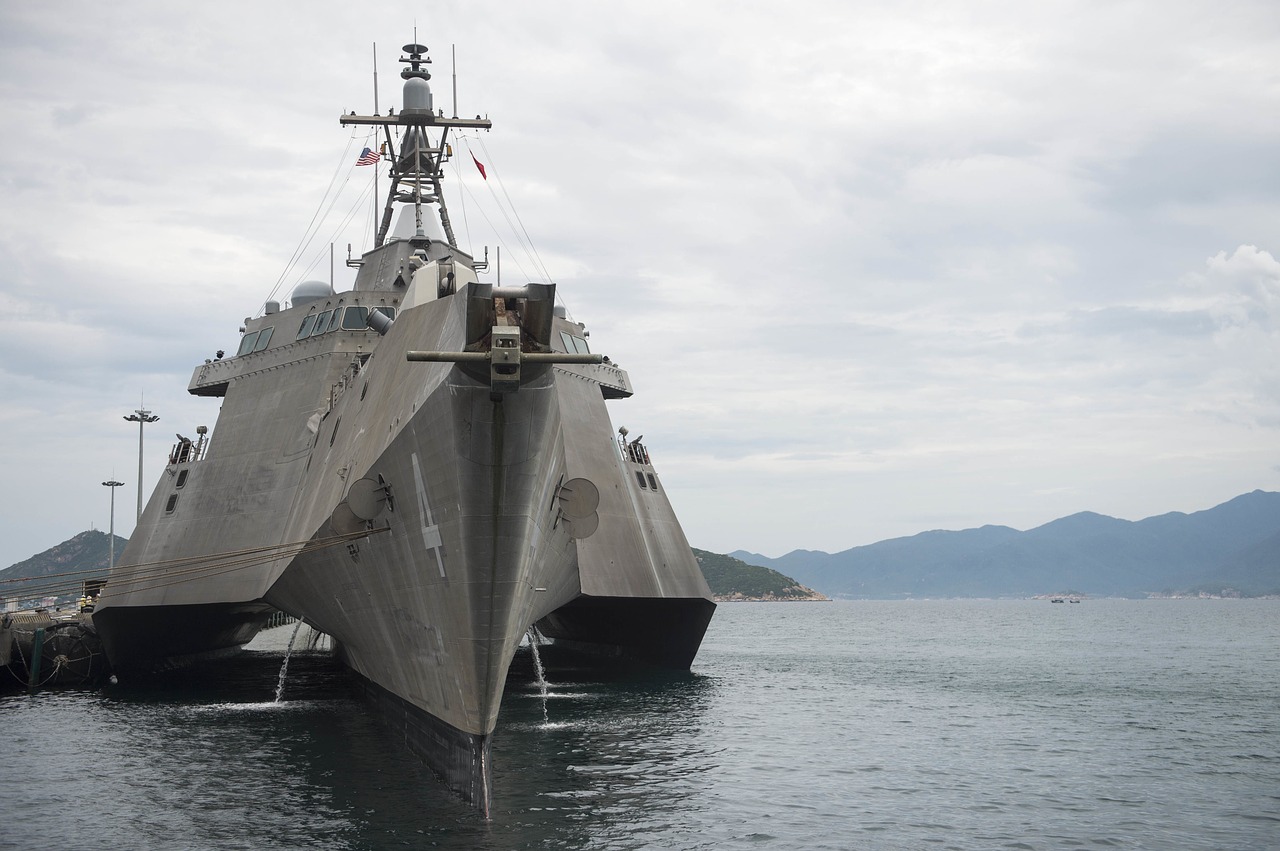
<box><xmin>124</xmin><ymin>407</ymin><xmax>159</xmax><ymax>522</ymax></box>
<box><xmin>102</xmin><ymin>480</ymin><xmax>124</xmax><ymax>569</ymax></box>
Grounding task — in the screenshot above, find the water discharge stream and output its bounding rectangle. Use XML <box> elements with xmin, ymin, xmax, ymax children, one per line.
<box><xmin>274</xmin><ymin>619</ymin><xmax>305</xmax><ymax>703</ymax></box>
<box><xmin>527</xmin><ymin>627</ymin><xmax>549</xmax><ymax>725</ymax></box>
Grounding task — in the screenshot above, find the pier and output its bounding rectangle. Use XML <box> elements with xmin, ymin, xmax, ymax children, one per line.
<box><xmin>1</xmin><ymin>609</ymin><xmax>107</xmax><ymax>691</ymax></box>
<box><xmin>2</xmin><ymin>607</ymin><xmax>303</xmax><ymax>691</ymax></box>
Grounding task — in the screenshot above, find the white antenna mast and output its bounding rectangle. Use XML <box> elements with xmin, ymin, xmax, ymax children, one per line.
<box><xmin>372</xmin><ymin>42</ymin><xmax>380</xmax><ymax>239</ymax></box>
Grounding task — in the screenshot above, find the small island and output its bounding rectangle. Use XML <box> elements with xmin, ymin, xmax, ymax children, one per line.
<box><xmin>693</xmin><ymin>548</ymin><xmax>828</xmax><ymax>601</ymax></box>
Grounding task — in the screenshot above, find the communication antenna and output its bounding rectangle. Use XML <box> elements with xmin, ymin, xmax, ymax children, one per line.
<box><xmin>372</xmin><ymin>42</ymin><xmax>380</xmax><ymax>239</ymax></box>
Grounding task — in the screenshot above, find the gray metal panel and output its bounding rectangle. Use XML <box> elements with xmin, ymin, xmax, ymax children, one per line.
<box><xmin>555</xmin><ymin>372</ymin><xmax>712</xmax><ymax>601</ymax></box>
<box><xmin>262</xmin><ymin>293</ymin><xmax>579</xmax><ymax>736</ymax></box>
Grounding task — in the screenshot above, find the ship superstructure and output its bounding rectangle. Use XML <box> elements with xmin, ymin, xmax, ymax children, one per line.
<box><xmin>93</xmin><ymin>41</ymin><xmax>715</xmax><ymax>813</ymax></box>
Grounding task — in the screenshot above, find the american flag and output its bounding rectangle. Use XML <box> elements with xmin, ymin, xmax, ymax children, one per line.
<box><xmin>355</xmin><ymin>147</ymin><xmax>380</xmax><ymax>166</ymax></box>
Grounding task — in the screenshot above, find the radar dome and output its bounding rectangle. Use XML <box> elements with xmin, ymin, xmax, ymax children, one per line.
<box><xmin>403</xmin><ymin>77</ymin><xmax>433</xmax><ymax>114</ymax></box>
<box><xmin>291</xmin><ymin>280</ymin><xmax>331</xmax><ymax>307</ymax></box>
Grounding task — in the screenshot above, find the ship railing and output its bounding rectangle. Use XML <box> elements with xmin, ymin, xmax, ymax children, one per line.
<box><xmin>168</xmin><ymin>427</ymin><xmax>210</xmax><ymax>465</ymax></box>
<box><xmin>620</xmin><ymin>438</ymin><xmax>651</xmax><ymax>466</ymax></box>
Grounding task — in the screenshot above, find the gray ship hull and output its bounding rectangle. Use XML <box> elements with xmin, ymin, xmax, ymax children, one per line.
<box><xmin>95</xmin><ymin>273</ymin><xmax>713</xmax><ymax>811</ymax></box>
<box><xmin>94</xmin><ymin>42</ymin><xmax>713</xmax><ymax>810</ymax></box>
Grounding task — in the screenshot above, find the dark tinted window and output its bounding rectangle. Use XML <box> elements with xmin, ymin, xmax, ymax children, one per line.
<box><xmin>341</xmin><ymin>307</ymin><xmax>369</xmax><ymax>330</ymax></box>
<box><xmin>311</xmin><ymin>310</ymin><xmax>331</xmax><ymax>336</ymax></box>
<box><xmin>236</xmin><ymin>331</ymin><xmax>260</xmax><ymax>356</ymax></box>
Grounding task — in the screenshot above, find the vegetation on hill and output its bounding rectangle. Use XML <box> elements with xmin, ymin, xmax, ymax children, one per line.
<box><xmin>0</xmin><ymin>530</ymin><xmax>126</xmax><ymax>608</ymax></box>
<box><xmin>692</xmin><ymin>548</ymin><xmax>827</xmax><ymax>601</ymax></box>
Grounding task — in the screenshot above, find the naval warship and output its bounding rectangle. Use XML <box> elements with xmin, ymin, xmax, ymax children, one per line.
<box><xmin>93</xmin><ymin>41</ymin><xmax>715</xmax><ymax>813</ymax></box>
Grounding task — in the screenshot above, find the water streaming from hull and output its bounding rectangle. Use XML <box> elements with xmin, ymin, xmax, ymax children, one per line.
<box><xmin>274</xmin><ymin>620</ymin><xmax>305</xmax><ymax>702</ymax></box>
<box><xmin>527</xmin><ymin>628</ymin><xmax>549</xmax><ymax>725</ymax></box>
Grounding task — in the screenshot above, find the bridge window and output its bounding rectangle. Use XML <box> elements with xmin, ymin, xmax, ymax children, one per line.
<box><xmin>560</xmin><ymin>331</ymin><xmax>590</xmax><ymax>354</ymax></box>
<box><xmin>341</xmin><ymin>307</ymin><xmax>369</xmax><ymax>330</ymax></box>
<box><xmin>296</xmin><ymin>314</ymin><xmax>317</xmax><ymax>339</ymax></box>
<box><xmin>237</xmin><ymin>330</ymin><xmax>260</xmax><ymax>356</ymax></box>
<box><xmin>635</xmin><ymin>471</ymin><xmax>648</xmax><ymax>489</ymax></box>
<box><xmin>253</xmin><ymin>326</ymin><xmax>274</xmax><ymax>352</ymax></box>
<box><xmin>310</xmin><ymin>310</ymin><xmax>332</xmax><ymax>336</ymax></box>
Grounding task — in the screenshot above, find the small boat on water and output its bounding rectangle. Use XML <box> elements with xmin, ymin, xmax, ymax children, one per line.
<box><xmin>93</xmin><ymin>39</ymin><xmax>715</xmax><ymax>813</ymax></box>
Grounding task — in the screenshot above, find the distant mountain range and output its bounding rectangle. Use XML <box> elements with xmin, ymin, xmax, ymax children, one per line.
<box><xmin>730</xmin><ymin>491</ymin><xmax>1280</xmax><ymax>599</ymax></box>
<box><xmin>8</xmin><ymin>492</ymin><xmax>1277</xmax><ymax>605</ymax></box>
<box><xmin>1</xmin><ymin>531</ymin><xmax>820</xmax><ymax>608</ymax></box>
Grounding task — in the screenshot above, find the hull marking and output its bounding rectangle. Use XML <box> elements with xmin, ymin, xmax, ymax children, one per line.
<box><xmin>411</xmin><ymin>451</ymin><xmax>447</xmax><ymax>578</ymax></box>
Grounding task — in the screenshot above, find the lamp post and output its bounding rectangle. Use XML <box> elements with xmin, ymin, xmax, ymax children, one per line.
<box><xmin>102</xmin><ymin>480</ymin><xmax>124</xmax><ymax>569</ymax></box>
<box><xmin>124</xmin><ymin>407</ymin><xmax>159</xmax><ymax>522</ymax></box>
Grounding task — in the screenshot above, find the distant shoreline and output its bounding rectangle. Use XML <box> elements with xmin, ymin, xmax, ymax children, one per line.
<box><xmin>713</xmin><ymin>593</ymin><xmax>830</xmax><ymax>602</ymax></box>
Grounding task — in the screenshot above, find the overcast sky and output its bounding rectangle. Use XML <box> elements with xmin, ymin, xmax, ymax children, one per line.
<box><xmin>1</xmin><ymin>0</ymin><xmax>1277</xmax><ymax>569</ymax></box>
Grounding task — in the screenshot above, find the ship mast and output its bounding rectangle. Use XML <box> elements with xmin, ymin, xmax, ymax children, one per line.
<box><xmin>341</xmin><ymin>42</ymin><xmax>491</xmax><ymax>250</ymax></box>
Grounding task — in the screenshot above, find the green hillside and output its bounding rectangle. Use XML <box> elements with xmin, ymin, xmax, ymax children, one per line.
<box><xmin>693</xmin><ymin>548</ymin><xmax>826</xmax><ymax>601</ymax></box>
<box><xmin>0</xmin><ymin>530</ymin><xmax>125</xmax><ymax>608</ymax></box>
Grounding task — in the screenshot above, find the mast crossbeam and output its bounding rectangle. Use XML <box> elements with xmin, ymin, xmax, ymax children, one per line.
<box><xmin>341</xmin><ymin>114</ymin><xmax>492</xmax><ymax>129</ymax></box>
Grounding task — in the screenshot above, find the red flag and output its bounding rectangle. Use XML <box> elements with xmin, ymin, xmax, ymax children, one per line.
<box><xmin>471</xmin><ymin>153</ymin><xmax>487</xmax><ymax>179</ymax></box>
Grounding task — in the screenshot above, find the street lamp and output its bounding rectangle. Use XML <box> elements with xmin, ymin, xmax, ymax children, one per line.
<box><xmin>102</xmin><ymin>480</ymin><xmax>124</xmax><ymax>570</ymax></box>
<box><xmin>124</xmin><ymin>407</ymin><xmax>159</xmax><ymax>522</ymax></box>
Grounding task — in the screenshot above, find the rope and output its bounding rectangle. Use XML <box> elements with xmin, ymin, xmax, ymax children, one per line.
<box><xmin>3</xmin><ymin>529</ymin><xmax>385</xmax><ymax>603</ymax></box>
<box><xmin>0</xmin><ymin>628</ymin><xmax>76</xmax><ymax>688</ymax></box>
<box><xmin>448</xmin><ymin>147</ymin><xmax>474</xmax><ymax>259</ymax></box>
<box><xmin>100</xmin><ymin>529</ymin><xmax>387</xmax><ymax>599</ymax></box>
<box><xmin>3</xmin><ymin>661</ymin><xmax>28</xmax><ymax>685</ymax></box>
<box><xmin>451</xmin><ymin>175</ymin><xmax>532</xmax><ymax>282</ymax></box>
<box><xmin>472</xmin><ymin>135</ymin><xmax>554</xmax><ymax>283</ymax></box>
<box><xmin>292</xmin><ymin>174</ymin><xmax>379</xmax><ymax>283</ymax></box>
<box><xmin>286</xmin><ymin>139</ymin><xmax>381</xmax><ymax>287</ymax></box>
<box><xmin>455</xmin><ymin>137</ymin><xmax>541</xmax><ymax>284</ymax></box>
<box><xmin>450</xmin><ymin>134</ymin><xmax>575</xmax><ymax>322</ymax></box>
<box><xmin>261</xmin><ymin>128</ymin><xmax>374</xmax><ymax>310</ymax></box>
<box><xmin>10</xmin><ymin>629</ymin><xmax>28</xmax><ymax>677</ymax></box>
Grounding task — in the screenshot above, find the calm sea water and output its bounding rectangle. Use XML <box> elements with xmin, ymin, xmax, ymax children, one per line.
<box><xmin>2</xmin><ymin>600</ymin><xmax>1278</xmax><ymax>850</ymax></box>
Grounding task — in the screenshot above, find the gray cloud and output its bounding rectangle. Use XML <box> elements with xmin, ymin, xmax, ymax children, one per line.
<box><xmin>1</xmin><ymin>0</ymin><xmax>1278</xmax><ymax>566</ymax></box>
